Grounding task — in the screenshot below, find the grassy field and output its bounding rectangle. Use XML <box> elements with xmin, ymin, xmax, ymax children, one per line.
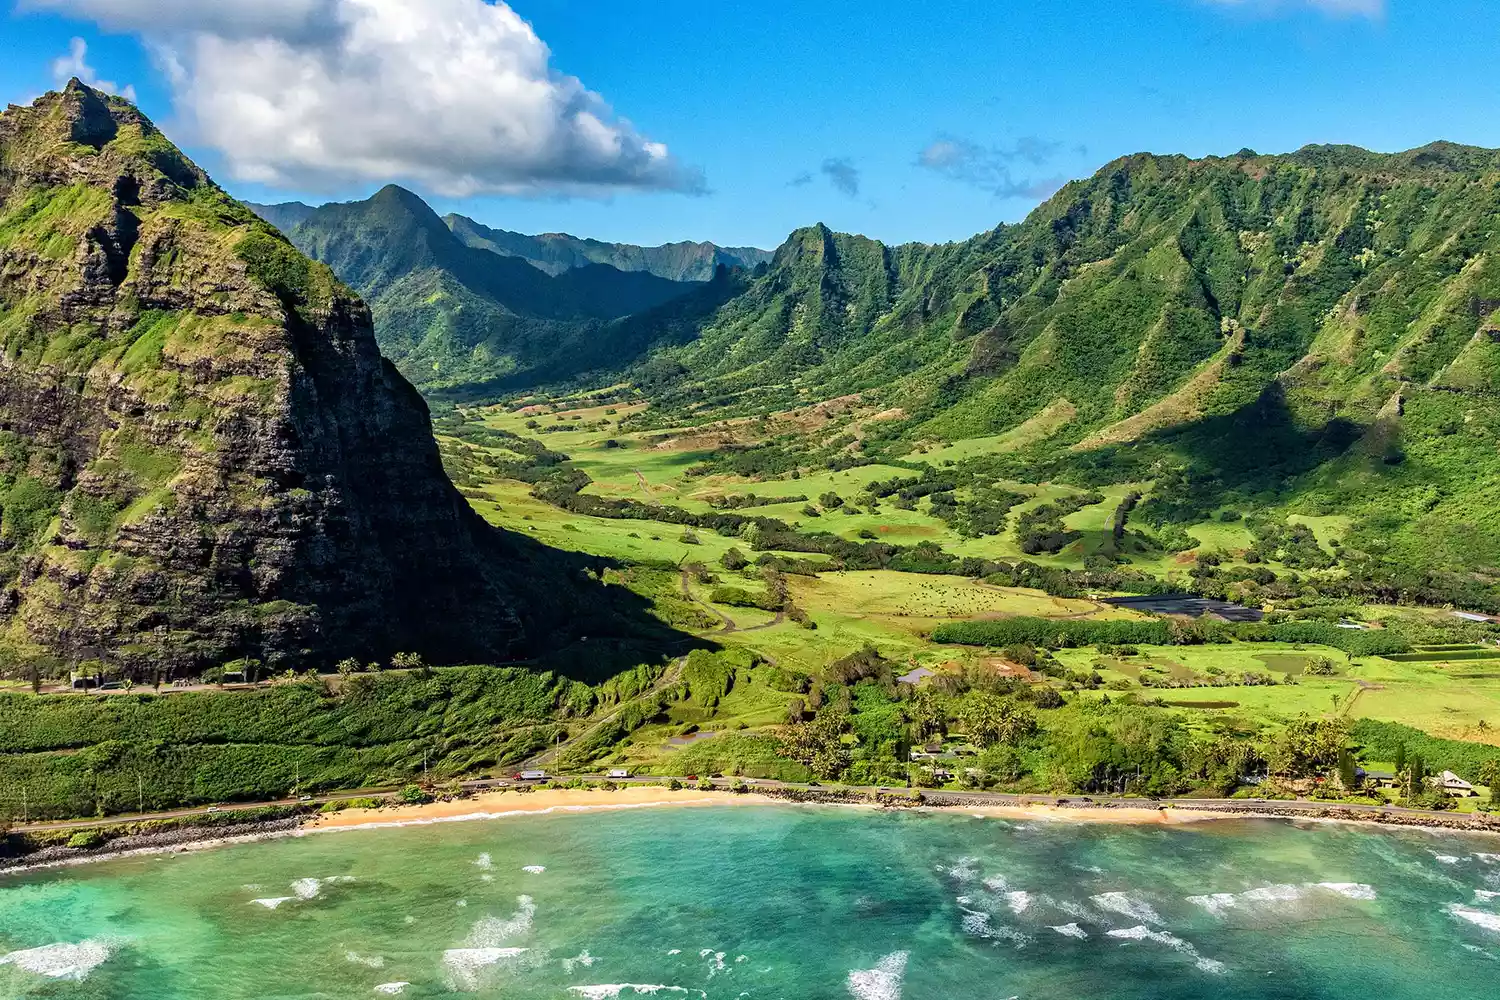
<box><xmin>438</xmin><ymin>397</ymin><xmax>1500</xmax><ymax>769</ymax></box>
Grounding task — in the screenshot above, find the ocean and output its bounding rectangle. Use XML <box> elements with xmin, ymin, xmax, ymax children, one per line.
<box><xmin>2</xmin><ymin>805</ymin><xmax>1499</xmax><ymax>998</ymax></box>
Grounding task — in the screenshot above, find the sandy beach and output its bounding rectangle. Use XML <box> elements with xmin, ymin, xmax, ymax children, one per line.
<box><xmin>303</xmin><ymin>786</ymin><xmax>786</xmax><ymax>831</ymax></box>
<box><xmin>301</xmin><ymin>785</ymin><xmax>1242</xmax><ymax>833</ymax></box>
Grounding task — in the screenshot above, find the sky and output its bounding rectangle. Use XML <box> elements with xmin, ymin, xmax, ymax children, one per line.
<box><xmin>1</xmin><ymin>1</ymin><xmax>1496</xmax><ymax>250</ymax></box>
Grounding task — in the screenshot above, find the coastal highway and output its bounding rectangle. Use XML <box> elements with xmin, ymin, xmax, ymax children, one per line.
<box><xmin>8</xmin><ymin>775</ymin><xmax>1494</xmax><ymax>834</ymax></box>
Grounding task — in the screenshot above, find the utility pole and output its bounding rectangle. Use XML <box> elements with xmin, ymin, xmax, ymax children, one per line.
<box><xmin>137</xmin><ymin>775</ymin><xmax>144</xmax><ymax>815</ymax></box>
<box><xmin>423</xmin><ymin>749</ymin><xmax>429</xmax><ymax>786</ymax></box>
<box><xmin>21</xmin><ymin>787</ymin><xmax>27</xmax><ymax>825</ymax></box>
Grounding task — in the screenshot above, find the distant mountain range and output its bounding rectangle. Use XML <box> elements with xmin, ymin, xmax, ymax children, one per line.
<box><xmin>444</xmin><ymin>215</ymin><xmax>772</xmax><ymax>281</ymax></box>
<box><xmin>247</xmin><ymin>185</ymin><xmax>738</xmax><ymax>392</ymax></box>
<box><xmin>250</xmin><ymin>197</ymin><xmax>771</xmax><ymax>283</ymax></box>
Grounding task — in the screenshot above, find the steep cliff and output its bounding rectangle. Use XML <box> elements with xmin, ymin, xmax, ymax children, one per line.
<box><xmin>0</xmin><ymin>81</ymin><xmax>623</xmax><ymax>673</ymax></box>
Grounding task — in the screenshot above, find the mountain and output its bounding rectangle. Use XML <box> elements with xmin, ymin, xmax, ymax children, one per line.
<box><xmin>626</xmin><ymin>143</ymin><xmax>1500</xmax><ymax>602</ymax></box>
<box><xmin>247</xmin><ymin>187</ymin><xmax>701</xmax><ymax>393</ymax></box>
<box><xmin>444</xmin><ymin>213</ymin><xmax>772</xmax><ymax>281</ymax></box>
<box><xmin>0</xmin><ymin>81</ymin><xmax>667</xmax><ymax>672</ymax></box>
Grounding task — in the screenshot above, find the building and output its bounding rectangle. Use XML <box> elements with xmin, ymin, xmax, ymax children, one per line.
<box><xmin>1436</xmin><ymin>771</ymin><xmax>1476</xmax><ymax>796</ymax></box>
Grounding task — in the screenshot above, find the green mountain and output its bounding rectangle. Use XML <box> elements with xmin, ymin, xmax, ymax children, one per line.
<box><xmin>444</xmin><ymin>213</ymin><xmax>772</xmax><ymax>281</ymax></box>
<box><xmin>246</xmin><ymin>186</ymin><xmax>701</xmax><ymax>393</ymax></box>
<box><xmin>624</xmin><ymin>143</ymin><xmax>1500</xmax><ymax>606</ymax></box>
<box><xmin>0</xmin><ymin>81</ymin><xmax>672</xmax><ymax>674</ymax></box>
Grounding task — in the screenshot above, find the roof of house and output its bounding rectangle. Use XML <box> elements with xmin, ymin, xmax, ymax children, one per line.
<box><xmin>1439</xmin><ymin>770</ymin><xmax>1473</xmax><ymax>787</ymax></box>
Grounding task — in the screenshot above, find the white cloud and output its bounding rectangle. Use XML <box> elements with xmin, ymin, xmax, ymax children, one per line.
<box><xmin>51</xmin><ymin>37</ymin><xmax>136</xmax><ymax>102</ymax></box>
<box><xmin>1201</xmin><ymin>0</ymin><xmax>1386</xmax><ymax>18</ymax></box>
<box><xmin>26</xmin><ymin>0</ymin><xmax>701</xmax><ymax>197</ymax></box>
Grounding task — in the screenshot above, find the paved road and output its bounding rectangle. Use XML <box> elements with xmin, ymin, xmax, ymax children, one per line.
<box><xmin>11</xmin><ymin>774</ymin><xmax>1489</xmax><ymax>834</ymax></box>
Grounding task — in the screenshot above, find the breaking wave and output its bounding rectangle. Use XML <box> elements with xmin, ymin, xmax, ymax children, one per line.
<box><xmin>1050</xmin><ymin>923</ymin><xmax>1088</xmax><ymax>939</ymax></box>
<box><xmin>568</xmin><ymin>987</ymin><xmax>705</xmax><ymax>998</ymax></box>
<box><xmin>0</xmin><ymin>939</ymin><xmax>115</xmax><ymax>981</ymax></box>
<box><xmin>846</xmin><ymin>950</ymin><xmax>909</xmax><ymax>1000</ymax></box>
<box><xmin>1106</xmin><ymin>926</ymin><xmax>1225</xmax><ymax>974</ymax></box>
<box><xmin>1446</xmin><ymin>903</ymin><xmax>1500</xmax><ymax>934</ymax></box>
<box><xmin>1090</xmin><ymin>892</ymin><xmax>1162</xmax><ymax>925</ymax></box>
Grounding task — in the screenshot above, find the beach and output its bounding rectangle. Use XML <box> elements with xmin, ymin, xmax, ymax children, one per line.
<box><xmin>301</xmin><ymin>785</ymin><xmax>1243</xmax><ymax>833</ymax></box>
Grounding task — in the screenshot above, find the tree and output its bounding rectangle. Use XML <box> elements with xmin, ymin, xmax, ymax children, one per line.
<box><xmin>1407</xmin><ymin>754</ymin><xmax>1427</xmax><ymax>798</ymax></box>
<box><xmin>1265</xmin><ymin>716</ymin><xmax>1348</xmax><ymax>778</ymax></box>
<box><xmin>1393</xmin><ymin>743</ymin><xmax>1406</xmax><ymax>775</ymax></box>
<box><xmin>1479</xmin><ymin>759</ymin><xmax>1500</xmax><ymax>805</ymax></box>
<box><xmin>721</xmin><ymin>547</ymin><xmax>749</xmax><ymax>571</ymax></box>
<box><xmin>1337</xmin><ymin>749</ymin><xmax>1359</xmax><ymax>792</ymax></box>
<box><xmin>958</xmin><ymin>694</ymin><xmax>1036</xmax><ymax>750</ymax></box>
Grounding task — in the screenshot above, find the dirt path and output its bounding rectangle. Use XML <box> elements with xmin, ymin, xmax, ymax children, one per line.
<box><xmin>679</xmin><ymin>569</ymin><xmax>737</xmax><ymax>633</ymax></box>
<box><xmin>633</xmin><ymin>469</ymin><xmax>652</xmax><ymax>495</ymax></box>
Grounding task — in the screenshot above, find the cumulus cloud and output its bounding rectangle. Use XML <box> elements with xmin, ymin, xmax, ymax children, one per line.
<box><xmin>51</xmin><ymin>37</ymin><xmax>136</xmax><ymax>101</ymax></box>
<box><xmin>1200</xmin><ymin>0</ymin><xmax>1386</xmax><ymax>18</ymax></box>
<box><xmin>820</xmin><ymin>158</ymin><xmax>860</xmax><ymax>197</ymax></box>
<box><xmin>25</xmin><ymin>0</ymin><xmax>701</xmax><ymax>197</ymax></box>
<box><xmin>916</xmin><ymin>135</ymin><xmax>1067</xmax><ymax>200</ymax></box>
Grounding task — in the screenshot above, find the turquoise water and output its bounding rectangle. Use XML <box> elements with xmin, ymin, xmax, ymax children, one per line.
<box><xmin>3</xmin><ymin>806</ymin><xmax>1500</xmax><ymax>998</ymax></box>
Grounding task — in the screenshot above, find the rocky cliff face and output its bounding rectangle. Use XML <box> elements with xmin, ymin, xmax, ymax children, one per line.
<box><xmin>0</xmin><ymin>81</ymin><xmax>590</xmax><ymax>672</ymax></box>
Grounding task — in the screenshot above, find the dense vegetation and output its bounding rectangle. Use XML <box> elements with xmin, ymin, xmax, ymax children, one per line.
<box><xmin>0</xmin><ymin>667</ymin><xmax>601</xmax><ymax>820</ymax></box>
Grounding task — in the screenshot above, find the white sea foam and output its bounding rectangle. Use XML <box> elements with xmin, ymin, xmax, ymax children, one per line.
<box><xmin>954</xmin><ymin>895</ymin><xmax>973</xmax><ymax>905</ymax></box>
<box><xmin>705</xmin><ymin>951</ymin><xmax>726</xmax><ymax>976</ymax></box>
<box><xmin>1050</xmin><ymin>923</ymin><xmax>1088</xmax><ymax>939</ymax></box>
<box><xmin>0</xmin><ymin>940</ymin><xmax>114</xmax><ymax>981</ymax></box>
<box><xmin>1317</xmin><ymin>882</ymin><xmax>1377</xmax><ymax>900</ymax></box>
<box><xmin>568</xmin><ymin>987</ymin><xmax>704</xmax><ymax>998</ymax></box>
<box><xmin>1475</xmin><ymin>890</ymin><xmax>1500</xmax><ymax>902</ymax></box>
<box><xmin>523</xmin><ymin>865</ymin><xmax>547</xmax><ymax>874</ymax></box>
<box><xmin>373</xmin><ymin>983</ymin><xmax>410</xmax><ymax>995</ymax></box>
<box><xmin>442</xmin><ymin>947</ymin><xmax>530</xmax><ymax>989</ymax></box>
<box><xmin>1447</xmin><ymin>903</ymin><xmax>1500</xmax><ymax>934</ymax></box>
<box><xmin>960</xmin><ymin>908</ymin><xmax>993</xmax><ymax>938</ymax></box>
<box><xmin>474</xmin><ymin>853</ymin><xmax>493</xmax><ymax>870</ymax></box>
<box><xmin>1185</xmin><ymin>893</ymin><xmax>1239</xmax><ymax>916</ymax></box>
<box><xmin>981</xmin><ymin>875</ymin><xmax>1009</xmax><ymax>893</ymax></box>
<box><xmin>666</xmin><ymin>949</ymin><xmax>682</xmax><ymax>956</ymax></box>
<box><xmin>480</xmin><ymin>874</ymin><xmax>494</xmax><ymax>883</ymax></box>
<box><xmin>1433</xmin><ymin>854</ymin><xmax>1463</xmax><ymax>865</ymax></box>
<box><xmin>457</xmin><ymin>900</ymin><xmax>468</xmax><ymax>908</ymax></box>
<box><xmin>1005</xmin><ymin>891</ymin><xmax>1033</xmax><ymax>915</ymax></box>
<box><xmin>1476</xmin><ymin>853</ymin><xmax>1500</xmax><ymax>865</ymax></box>
<box><xmin>290</xmin><ymin>875</ymin><xmax>355</xmax><ymax>900</ymax></box>
<box><xmin>1106</xmin><ymin>926</ymin><xmax>1225</xmax><ymax>974</ymax></box>
<box><xmin>1091</xmin><ymin>892</ymin><xmax>1162</xmax><ymax>925</ymax></box>
<box><xmin>442</xmin><ymin>896</ymin><xmax>539</xmax><ymax>989</ymax></box>
<box><xmin>846</xmin><ymin>951</ymin><xmax>908</xmax><ymax>1000</ymax></box>
<box><xmin>563</xmin><ymin>950</ymin><xmax>597</xmax><ymax>974</ymax></box>
<box><xmin>345</xmin><ymin>951</ymin><xmax>385</xmax><ymax>968</ymax></box>
<box><xmin>250</xmin><ymin>896</ymin><xmax>294</xmax><ymax>909</ymax></box>
<box><xmin>939</xmin><ymin>858</ymin><xmax>979</xmax><ymax>883</ymax></box>
<box><xmin>1188</xmin><ymin>882</ymin><xmax>1376</xmax><ymax>915</ymax></box>
<box><xmin>467</xmin><ymin>895</ymin><xmax>536</xmax><ymax>943</ymax></box>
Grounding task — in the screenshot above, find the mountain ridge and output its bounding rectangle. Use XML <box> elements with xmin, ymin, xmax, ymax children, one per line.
<box><xmin>0</xmin><ymin>81</ymin><xmax>671</xmax><ymax>673</ymax></box>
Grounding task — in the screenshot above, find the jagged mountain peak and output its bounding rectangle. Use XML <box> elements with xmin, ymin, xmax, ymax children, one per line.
<box><xmin>0</xmin><ymin>82</ymin><xmax>658</xmax><ymax>670</ymax></box>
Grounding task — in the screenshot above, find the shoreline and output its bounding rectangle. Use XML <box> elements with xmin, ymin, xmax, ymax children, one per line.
<box><xmin>5</xmin><ymin>785</ymin><xmax>1500</xmax><ymax>875</ymax></box>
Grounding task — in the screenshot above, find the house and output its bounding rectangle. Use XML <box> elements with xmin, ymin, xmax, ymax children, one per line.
<box><xmin>1436</xmin><ymin>771</ymin><xmax>1476</xmax><ymax>796</ymax></box>
<box><xmin>606</xmin><ymin>768</ymin><xmax>631</xmax><ymax>779</ymax></box>
<box><xmin>1356</xmin><ymin>768</ymin><xmax>1396</xmax><ymax>789</ymax></box>
<box><xmin>1453</xmin><ymin>611</ymin><xmax>1499</xmax><ymax>624</ymax></box>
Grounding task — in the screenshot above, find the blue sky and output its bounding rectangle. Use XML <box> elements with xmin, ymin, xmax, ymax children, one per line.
<box><xmin>1</xmin><ymin>1</ymin><xmax>1494</xmax><ymax>249</ymax></box>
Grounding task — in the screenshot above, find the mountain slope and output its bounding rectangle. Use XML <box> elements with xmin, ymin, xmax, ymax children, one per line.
<box><xmin>444</xmin><ymin>213</ymin><xmax>772</xmax><ymax>281</ymax></box>
<box><xmin>624</xmin><ymin>143</ymin><xmax>1500</xmax><ymax>601</ymax></box>
<box><xmin>0</xmin><ymin>81</ymin><xmax>668</xmax><ymax>673</ymax></box>
<box><xmin>248</xmin><ymin>186</ymin><xmax>700</xmax><ymax>393</ymax></box>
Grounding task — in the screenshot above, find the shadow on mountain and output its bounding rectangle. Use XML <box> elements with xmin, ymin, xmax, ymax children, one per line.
<box><xmin>428</xmin><ymin>264</ymin><xmax>752</xmax><ymax>403</ymax></box>
<box><xmin>481</xmin><ymin>525</ymin><xmax>718</xmax><ymax>685</ymax></box>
